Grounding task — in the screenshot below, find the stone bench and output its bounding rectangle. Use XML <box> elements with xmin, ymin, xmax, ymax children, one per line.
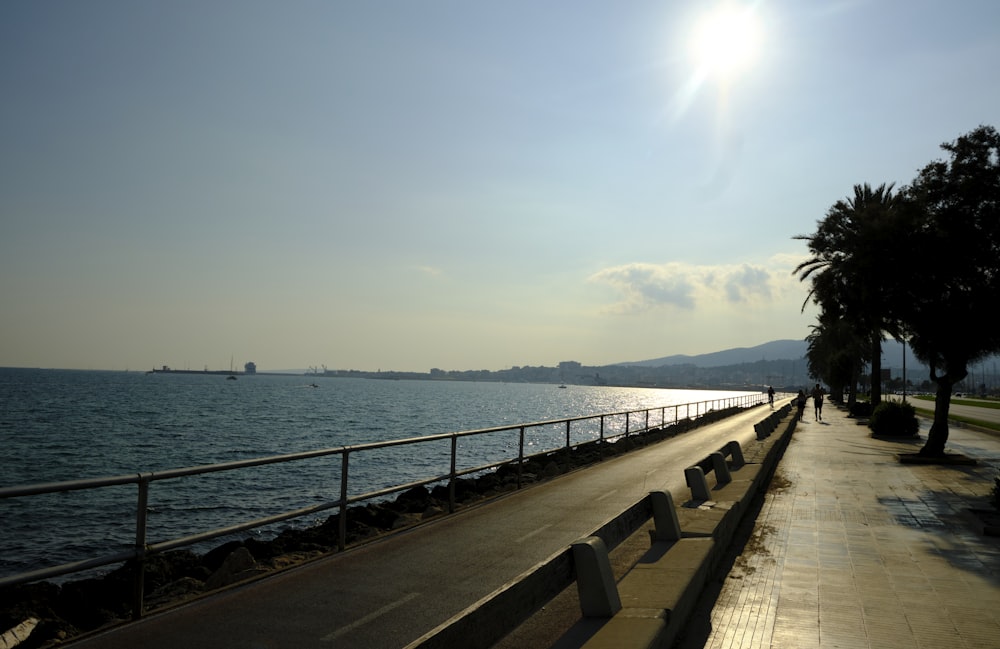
<box><xmin>410</xmin><ymin>413</ymin><xmax>802</xmax><ymax>649</ymax></box>
<box><xmin>571</xmin><ymin>413</ymin><xmax>801</xmax><ymax>649</ymax></box>
<box><xmin>753</xmin><ymin>401</ymin><xmax>794</xmax><ymax>439</ymax></box>
<box><xmin>573</xmin><ymin>490</ymin><xmax>717</xmax><ymax>649</ymax></box>
<box><xmin>683</xmin><ymin>439</ymin><xmax>762</xmax><ymax>508</ymax></box>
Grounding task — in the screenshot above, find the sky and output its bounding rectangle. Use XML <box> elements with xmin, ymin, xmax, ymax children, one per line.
<box><xmin>2</xmin><ymin>1</ymin><xmax>998</xmax><ymax>373</ymax></box>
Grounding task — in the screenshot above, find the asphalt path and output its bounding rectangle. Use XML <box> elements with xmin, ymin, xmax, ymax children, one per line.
<box><xmin>68</xmin><ymin>405</ymin><xmax>772</xmax><ymax>649</ymax></box>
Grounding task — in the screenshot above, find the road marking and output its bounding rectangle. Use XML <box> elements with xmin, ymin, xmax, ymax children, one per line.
<box><xmin>515</xmin><ymin>523</ymin><xmax>553</xmax><ymax>543</ymax></box>
<box><xmin>321</xmin><ymin>592</ymin><xmax>421</xmax><ymax>642</ymax></box>
<box><xmin>595</xmin><ymin>489</ymin><xmax>618</xmax><ymax>502</ymax></box>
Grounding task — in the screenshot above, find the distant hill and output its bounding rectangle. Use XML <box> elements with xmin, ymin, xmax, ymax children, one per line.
<box><xmin>620</xmin><ymin>340</ymin><xmax>808</xmax><ymax>368</ymax></box>
<box><xmin>621</xmin><ymin>338</ymin><xmax>931</xmax><ymax>371</ymax></box>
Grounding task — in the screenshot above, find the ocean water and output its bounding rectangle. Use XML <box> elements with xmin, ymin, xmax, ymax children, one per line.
<box><xmin>0</xmin><ymin>368</ymin><xmax>757</xmax><ymax>580</ymax></box>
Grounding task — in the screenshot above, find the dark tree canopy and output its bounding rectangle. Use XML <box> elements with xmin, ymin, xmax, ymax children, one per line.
<box><xmin>795</xmin><ymin>125</ymin><xmax>1000</xmax><ymax>456</ymax></box>
<box><xmin>899</xmin><ymin>125</ymin><xmax>1000</xmax><ymax>455</ymax></box>
<box><xmin>795</xmin><ymin>182</ymin><xmax>904</xmax><ymax>407</ymax></box>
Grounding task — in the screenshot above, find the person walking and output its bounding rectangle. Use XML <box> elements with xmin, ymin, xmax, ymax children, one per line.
<box><xmin>811</xmin><ymin>383</ymin><xmax>825</xmax><ymax>421</ymax></box>
<box><xmin>796</xmin><ymin>390</ymin><xmax>807</xmax><ymax>420</ymax></box>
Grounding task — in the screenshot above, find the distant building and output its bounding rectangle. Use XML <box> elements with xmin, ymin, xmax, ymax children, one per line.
<box><xmin>244</xmin><ymin>362</ymin><xmax>257</xmax><ymax>375</ymax></box>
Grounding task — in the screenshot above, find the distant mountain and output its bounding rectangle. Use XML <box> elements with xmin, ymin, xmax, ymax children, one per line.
<box><xmin>621</xmin><ymin>338</ymin><xmax>931</xmax><ymax>370</ymax></box>
<box><xmin>620</xmin><ymin>340</ymin><xmax>809</xmax><ymax>368</ymax></box>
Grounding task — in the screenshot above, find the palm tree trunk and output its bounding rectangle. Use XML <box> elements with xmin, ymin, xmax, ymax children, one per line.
<box><xmin>870</xmin><ymin>335</ymin><xmax>882</xmax><ymax>406</ymax></box>
<box><xmin>920</xmin><ymin>377</ymin><xmax>953</xmax><ymax>457</ymax></box>
<box><xmin>848</xmin><ymin>364</ymin><xmax>859</xmax><ymax>409</ymax></box>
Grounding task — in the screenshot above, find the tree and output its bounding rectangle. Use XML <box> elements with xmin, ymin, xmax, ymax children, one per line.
<box><xmin>795</xmin><ymin>183</ymin><xmax>905</xmax><ymax>407</ymax></box>
<box><xmin>898</xmin><ymin>125</ymin><xmax>1000</xmax><ymax>456</ymax></box>
<box><xmin>805</xmin><ymin>308</ymin><xmax>867</xmax><ymax>405</ymax></box>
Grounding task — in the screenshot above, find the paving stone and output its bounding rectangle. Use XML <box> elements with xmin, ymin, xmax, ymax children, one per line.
<box><xmin>682</xmin><ymin>405</ymin><xmax>1000</xmax><ymax>649</ymax></box>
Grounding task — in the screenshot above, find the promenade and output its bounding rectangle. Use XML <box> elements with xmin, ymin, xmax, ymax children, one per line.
<box><xmin>47</xmin><ymin>400</ymin><xmax>1000</xmax><ymax>648</ymax></box>
<box><xmin>63</xmin><ymin>404</ymin><xmax>771</xmax><ymax>649</ymax></box>
<box><xmin>676</xmin><ymin>402</ymin><xmax>1000</xmax><ymax>649</ymax></box>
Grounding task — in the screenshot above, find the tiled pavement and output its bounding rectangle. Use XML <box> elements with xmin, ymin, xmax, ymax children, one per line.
<box><xmin>688</xmin><ymin>403</ymin><xmax>1000</xmax><ymax>649</ymax></box>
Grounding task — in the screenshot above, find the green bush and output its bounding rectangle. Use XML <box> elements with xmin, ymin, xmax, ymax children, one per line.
<box><xmin>849</xmin><ymin>401</ymin><xmax>873</xmax><ymax>418</ymax></box>
<box><xmin>868</xmin><ymin>401</ymin><xmax>919</xmax><ymax>437</ymax></box>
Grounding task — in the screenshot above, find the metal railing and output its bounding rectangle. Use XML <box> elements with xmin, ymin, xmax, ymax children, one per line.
<box><xmin>0</xmin><ymin>393</ymin><xmax>763</xmax><ymax>616</ymax></box>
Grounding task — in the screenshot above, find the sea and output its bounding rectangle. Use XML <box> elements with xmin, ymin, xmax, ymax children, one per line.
<box><xmin>0</xmin><ymin>367</ymin><xmax>757</xmax><ymax>582</ymax></box>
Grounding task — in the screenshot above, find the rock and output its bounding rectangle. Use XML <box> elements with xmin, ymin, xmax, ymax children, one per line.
<box><xmin>391</xmin><ymin>513</ymin><xmax>422</xmax><ymax>530</ymax></box>
<box><xmin>1</xmin><ymin>617</ymin><xmax>38</xmax><ymax>649</ymax></box>
<box><xmin>145</xmin><ymin>577</ymin><xmax>204</xmax><ymax>609</ymax></box>
<box><xmin>422</xmin><ymin>505</ymin><xmax>445</xmax><ymax>519</ymax></box>
<box><xmin>204</xmin><ymin>547</ymin><xmax>266</xmax><ymax>590</ymax></box>
<box><xmin>268</xmin><ymin>551</ymin><xmax>325</xmax><ymax>571</ymax></box>
<box><xmin>393</xmin><ymin>486</ymin><xmax>431</xmax><ymax>513</ymax></box>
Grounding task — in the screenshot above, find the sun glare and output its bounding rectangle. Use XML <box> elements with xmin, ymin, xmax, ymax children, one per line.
<box><xmin>691</xmin><ymin>4</ymin><xmax>761</xmax><ymax>80</ymax></box>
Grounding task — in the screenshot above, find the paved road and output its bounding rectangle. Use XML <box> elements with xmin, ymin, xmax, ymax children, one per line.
<box><xmin>69</xmin><ymin>406</ymin><xmax>772</xmax><ymax>649</ymax></box>
<box><xmin>891</xmin><ymin>394</ymin><xmax>1000</xmax><ymax>428</ymax></box>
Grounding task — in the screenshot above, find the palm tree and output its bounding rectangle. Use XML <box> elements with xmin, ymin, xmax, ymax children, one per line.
<box><xmin>805</xmin><ymin>309</ymin><xmax>867</xmax><ymax>406</ymax></box>
<box><xmin>795</xmin><ymin>182</ymin><xmax>904</xmax><ymax>407</ymax></box>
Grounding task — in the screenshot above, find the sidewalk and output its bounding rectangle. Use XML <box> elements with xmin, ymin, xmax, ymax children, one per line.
<box><xmin>679</xmin><ymin>402</ymin><xmax>1000</xmax><ymax>649</ymax></box>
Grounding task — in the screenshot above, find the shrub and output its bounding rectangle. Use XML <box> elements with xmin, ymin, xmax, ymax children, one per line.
<box><xmin>849</xmin><ymin>401</ymin><xmax>873</xmax><ymax>418</ymax></box>
<box><xmin>868</xmin><ymin>401</ymin><xmax>919</xmax><ymax>437</ymax></box>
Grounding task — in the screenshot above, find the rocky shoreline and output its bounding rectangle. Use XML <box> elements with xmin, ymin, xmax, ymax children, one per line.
<box><xmin>0</xmin><ymin>410</ymin><xmax>739</xmax><ymax>649</ymax></box>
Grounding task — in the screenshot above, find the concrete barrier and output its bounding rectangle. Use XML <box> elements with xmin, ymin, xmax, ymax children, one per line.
<box><xmin>408</xmin><ymin>407</ymin><xmax>801</xmax><ymax>649</ymax></box>
<box><xmin>575</xmin><ymin>489</ymin><xmax>720</xmax><ymax>649</ymax></box>
<box><xmin>572</xmin><ymin>410</ymin><xmax>800</xmax><ymax>649</ymax></box>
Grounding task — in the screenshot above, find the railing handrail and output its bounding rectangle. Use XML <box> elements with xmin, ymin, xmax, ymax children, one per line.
<box><xmin>0</xmin><ymin>393</ymin><xmax>764</xmax><ymax>616</ymax></box>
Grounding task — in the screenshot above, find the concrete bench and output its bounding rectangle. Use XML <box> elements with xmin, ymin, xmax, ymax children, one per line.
<box><xmin>411</xmin><ymin>411</ymin><xmax>802</xmax><ymax>649</ymax></box>
<box><xmin>754</xmin><ymin>402</ymin><xmax>794</xmax><ymax>439</ymax></box>
<box><xmin>572</xmin><ymin>489</ymin><xmax>718</xmax><ymax>649</ymax></box>
<box><xmin>683</xmin><ymin>440</ymin><xmax>761</xmax><ymax>505</ymax></box>
<box><xmin>572</xmin><ymin>414</ymin><xmax>801</xmax><ymax>649</ymax></box>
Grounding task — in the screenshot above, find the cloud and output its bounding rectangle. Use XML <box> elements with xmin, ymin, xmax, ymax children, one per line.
<box><xmin>722</xmin><ymin>264</ymin><xmax>772</xmax><ymax>302</ymax></box>
<box><xmin>588</xmin><ymin>263</ymin><xmax>696</xmax><ymax>313</ymax></box>
<box><xmin>589</xmin><ymin>256</ymin><xmax>804</xmax><ymax>314</ymax></box>
<box><xmin>414</xmin><ymin>265</ymin><xmax>445</xmax><ymax>277</ymax></box>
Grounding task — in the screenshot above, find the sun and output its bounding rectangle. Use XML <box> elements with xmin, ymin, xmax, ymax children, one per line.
<box><xmin>690</xmin><ymin>4</ymin><xmax>761</xmax><ymax>80</ymax></box>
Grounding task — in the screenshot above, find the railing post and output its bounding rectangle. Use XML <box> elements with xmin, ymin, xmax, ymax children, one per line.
<box><xmin>598</xmin><ymin>416</ymin><xmax>605</xmax><ymax>460</ymax></box>
<box><xmin>517</xmin><ymin>426</ymin><xmax>525</xmax><ymax>489</ymax></box>
<box><xmin>339</xmin><ymin>451</ymin><xmax>349</xmax><ymax>552</ymax></box>
<box><xmin>565</xmin><ymin>420</ymin><xmax>571</xmax><ymax>450</ymax></box>
<box><xmin>644</xmin><ymin>409</ymin><xmax>650</xmax><ymax>433</ymax></box>
<box><xmin>625</xmin><ymin>412</ymin><xmax>630</xmax><ymax>438</ymax></box>
<box><xmin>132</xmin><ymin>475</ymin><xmax>150</xmax><ymax>620</ymax></box>
<box><xmin>449</xmin><ymin>436</ymin><xmax>458</xmax><ymax>513</ymax></box>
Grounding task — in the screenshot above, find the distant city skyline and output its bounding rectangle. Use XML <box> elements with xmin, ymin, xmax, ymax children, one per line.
<box><xmin>3</xmin><ymin>2</ymin><xmax>998</xmax><ymax>372</ymax></box>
